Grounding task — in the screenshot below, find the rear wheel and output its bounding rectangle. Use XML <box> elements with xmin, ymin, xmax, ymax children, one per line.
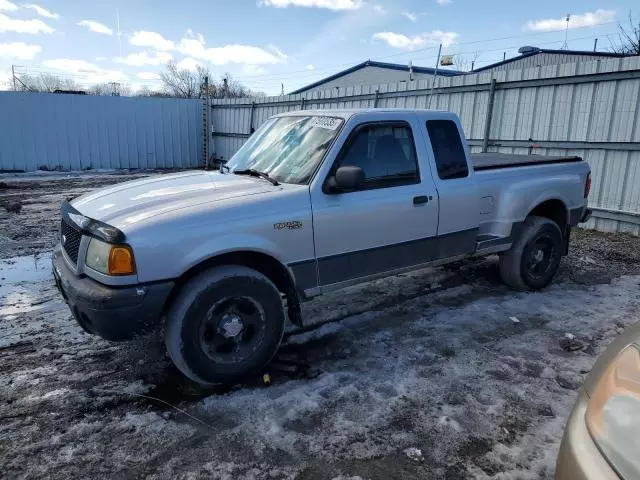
<box><xmin>499</xmin><ymin>215</ymin><xmax>563</xmax><ymax>291</ymax></box>
<box><xmin>165</xmin><ymin>265</ymin><xmax>285</xmax><ymax>385</ymax></box>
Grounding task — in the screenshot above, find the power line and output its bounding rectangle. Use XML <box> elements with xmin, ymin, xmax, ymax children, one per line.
<box><xmin>233</xmin><ymin>30</ymin><xmax>619</xmax><ymax>89</ymax></box>
<box><xmin>226</xmin><ymin>21</ymin><xmax>622</xmax><ymax>85</ymax></box>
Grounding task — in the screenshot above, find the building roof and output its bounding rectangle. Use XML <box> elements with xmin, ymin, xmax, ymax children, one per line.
<box><xmin>290</xmin><ymin>60</ymin><xmax>462</xmax><ymax>95</ymax></box>
<box><xmin>472</xmin><ymin>47</ymin><xmax>629</xmax><ymax>72</ymax></box>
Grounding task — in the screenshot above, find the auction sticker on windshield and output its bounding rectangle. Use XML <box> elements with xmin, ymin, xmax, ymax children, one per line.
<box><xmin>309</xmin><ymin>116</ymin><xmax>342</xmax><ymax>130</ymax></box>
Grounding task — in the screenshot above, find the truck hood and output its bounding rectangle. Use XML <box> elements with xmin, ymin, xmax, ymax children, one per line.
<box><xmin>72</xmin><ymin>171</ymin><xmax>274</xmax><ymax>229</ymax></box>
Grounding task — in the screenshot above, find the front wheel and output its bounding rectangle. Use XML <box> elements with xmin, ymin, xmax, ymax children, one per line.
<box><xmin>499</xmin><ymin>215</ymin><xmax>563</xmax><ymax>291</ymax></box>
<box><xmin>165</xmin><ymin>265</ymin><xmax>285</xmax><ymax>385</ymax></box>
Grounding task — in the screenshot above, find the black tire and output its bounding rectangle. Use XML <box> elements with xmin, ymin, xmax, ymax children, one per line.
<box><xmin>499</xmin><ymin>215</ymin><xmax>563</xmax><ymax>291</ymax></box>
<box><xmin>165</xmin><ymin>265</ymin><xmax>285</xmax><ymax>385</ymax></box>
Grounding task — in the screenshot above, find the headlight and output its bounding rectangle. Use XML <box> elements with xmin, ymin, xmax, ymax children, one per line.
<box><xmin>586</xmin><ymin>344</ymin><xmax>640</xmax><ymax>479</ymax></box>
<box><xmin>85</xmin><ymin>238</ymin><xmax>136</xmax><ymax>276</ymax></box>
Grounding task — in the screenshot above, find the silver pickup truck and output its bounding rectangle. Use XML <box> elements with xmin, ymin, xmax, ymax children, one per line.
<box><xmin>52</xmin><ymin>109</ymin><xmax>592</xmax><ymax>385</ymax></box>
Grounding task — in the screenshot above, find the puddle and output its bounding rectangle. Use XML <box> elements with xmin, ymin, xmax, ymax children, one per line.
<box><xmin>0</xmin><ymin>253</ymin><xmax>52</xmax><ymax>285</ymax></box>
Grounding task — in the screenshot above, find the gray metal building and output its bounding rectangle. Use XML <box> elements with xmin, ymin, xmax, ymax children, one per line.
<box><xmin>290</xmin><ymin>60</ymin><xmax>460</xmax><ymax>95</ymax></box>
<box><xmin>472</xmin><ymin>47</ymin><xmax>629</xmax><ymax>73</ymax></box>
<box><xmin>291</xmin><ymin>49</ymin><xmax>629</xmax><ymax>95</ymax></box>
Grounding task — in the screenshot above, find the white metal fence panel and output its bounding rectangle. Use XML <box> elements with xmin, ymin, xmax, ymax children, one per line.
<box><xmin>211</xmin><ymin>56</ymin><xmax>640</xmax><ymax>234</ymax></box>
<box><xmin>0</xmin><ymin>92</ymin><xmax>204</xmax><ymax>171</ymax></box>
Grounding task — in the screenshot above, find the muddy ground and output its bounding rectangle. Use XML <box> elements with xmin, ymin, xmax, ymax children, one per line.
<box><xmin>1</xmin><ymin>171</ymin><xmax>639</xmax><ymax>480</ymax></box>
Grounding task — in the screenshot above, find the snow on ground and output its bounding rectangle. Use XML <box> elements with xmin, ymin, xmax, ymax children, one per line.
<box><xmin>1</xmin><ymin>172</ymin><xmax>640</xmax><ymax>479</ymax></box>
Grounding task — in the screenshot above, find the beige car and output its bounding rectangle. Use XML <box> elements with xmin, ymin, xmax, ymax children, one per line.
<box><xmin>557</xmin><ymin>322</ymin><xmax>640</xmax><ymax>479</ymax></box>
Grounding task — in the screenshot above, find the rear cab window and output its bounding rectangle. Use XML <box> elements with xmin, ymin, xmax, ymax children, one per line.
<box><xmin>426</xmin><ymin>120</ymin><xmax>469</xmax><ymax>180</ymax></box>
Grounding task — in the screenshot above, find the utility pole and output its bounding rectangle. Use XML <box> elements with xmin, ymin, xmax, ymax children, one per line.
<box><xmin>561</xmin><ymin>14</ymin><xmax>570</xmax><ymax>50</ymax></box>
<box><xmin>11</xmin><ymin>65</ymin><xmax>16</xmax><ymax>91</ymax></box>
<box><xmin>428</xmin><ymin>44</ymin><xmax>442</xmax><ymax>109</ymax></box>
<box><xmin>593</xmin><ymin>38</ymin><xmax>598</xmax><ymax>52</ymax></box>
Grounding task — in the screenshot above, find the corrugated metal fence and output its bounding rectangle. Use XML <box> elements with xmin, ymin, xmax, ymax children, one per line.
<box><xmin>0</xmin><ymin>92</ymin><xmax>204</xmax><ymax>171</ymax></box>
<box><xmin>211</xmin><ymin>56</ymin><xmax>640</xmax><ymax>235</ymax></box>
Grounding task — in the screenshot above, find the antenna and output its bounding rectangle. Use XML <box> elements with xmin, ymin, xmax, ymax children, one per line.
<box><xmin>116</xmin><ymin>9</ymin><xmax>122</xmax><ymax>57</ymax></box>
<box><xmin>561</xmin><ymin>14</ymin><xmax>570</xmax><ymax>50</ymax></box>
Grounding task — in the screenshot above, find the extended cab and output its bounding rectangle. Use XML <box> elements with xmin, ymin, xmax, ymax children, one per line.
<box><xmin>52</xmin><ymin>109</ymin><xmax>592</xmax><ymax>385</ymax></box>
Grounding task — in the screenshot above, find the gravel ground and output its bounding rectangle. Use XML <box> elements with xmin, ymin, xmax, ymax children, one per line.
<box><xmin>1</xmin><ymin>171</ymin><xmax>639</xmax><ymax>479</ymax></box>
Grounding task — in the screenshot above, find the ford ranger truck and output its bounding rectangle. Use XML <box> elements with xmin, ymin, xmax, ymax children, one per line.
<box><xmin>52</xmin><ymin>109</ymin><xmax>592</xmax><ymax>385</ymax></box>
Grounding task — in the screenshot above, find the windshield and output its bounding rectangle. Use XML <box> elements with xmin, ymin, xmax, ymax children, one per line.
<box><xmin>224</xmin><ymin>115</ymin><xmax>344</xmax><ymax>185</ymax></box>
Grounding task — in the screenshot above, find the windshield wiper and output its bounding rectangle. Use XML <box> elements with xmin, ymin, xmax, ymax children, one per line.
<box><xmin>233</xmin><ymin>169</ymin><xmax>280</xmax><ymax>186</ymax></box>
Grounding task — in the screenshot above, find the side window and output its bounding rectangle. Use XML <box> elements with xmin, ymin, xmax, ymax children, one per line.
<box><xmin>426</xmin><ymin>120</ymin><xmax>469</xmax><ymax>180</ymax></box>
<box><xmin>336</xmin><ymin>123</ymin><xmax>419</xmax><ymax>189</ymax></box>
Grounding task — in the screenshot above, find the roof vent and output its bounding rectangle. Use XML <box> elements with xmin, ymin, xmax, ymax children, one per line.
<box><xmin>518</xmin><ymin>46</ymin><xmax>540</xmax><ymax>54</ymax></box>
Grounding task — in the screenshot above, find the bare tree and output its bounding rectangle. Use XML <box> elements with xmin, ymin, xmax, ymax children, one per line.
<box><xmin>611</xmin><ymin>12</ymin><xmax>640</xmax><ymax>55</ymax></box>
<box><xmin>211</xmin><ymin>74</ymin><xmax>253</xmax><ymax>99</ymax></box>
<box><xmin>137</xmin><ymin>86</ymin><xmax>171</xmax><ymax>97</ymax></box>
<box><xmin>453</xmin><ymin>51</ymin><xmax>481</xmax><ymax>72</ymax></box>
<box><xmin>89</xmin><ymin>82</ymin><xmax>132</xmax><ymax>96</ymax></box>
<box><xmin>160</xmin><ymin>62</ymin><xmax>261</xmax><ymax>99</ymax></box>
<box><xmin>15</xmin><ymin>73</ymin><xmax>82</xmax><ymax>93</ymax></box>
<box><xmin>160</xmin><ymin>61</ymin><xmax>211</xmax><ymax>98</ymax></box>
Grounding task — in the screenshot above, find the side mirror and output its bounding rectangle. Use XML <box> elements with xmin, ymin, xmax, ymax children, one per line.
<box><xmin>329</xmin><ymin>166</ymin><xmax>365</xmax><ymax>192</ymax></box>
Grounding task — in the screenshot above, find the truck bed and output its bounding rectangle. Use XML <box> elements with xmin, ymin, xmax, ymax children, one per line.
<box><xmin>471</xmin><ymin>153</ymin><xmax>582</xmax><ymax>171</ymax></box>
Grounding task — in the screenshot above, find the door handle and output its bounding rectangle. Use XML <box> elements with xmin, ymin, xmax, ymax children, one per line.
<box><xmin>413</xmin><ymin>195</ymin><xmax>429</xmax><ymax>205</ymax></box>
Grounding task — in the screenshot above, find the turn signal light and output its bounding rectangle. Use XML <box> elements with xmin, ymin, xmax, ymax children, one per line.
<box><xmin>108</xmin><ymin>246</ymin><xmax>136</xmax><ymax>275</ymax></box>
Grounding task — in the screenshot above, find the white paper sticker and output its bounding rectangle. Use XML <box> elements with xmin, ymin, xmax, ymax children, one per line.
<box><xmin>309</xmin><ymin>116</ymin><xmax>341</xmax><ymax>130</ymax></box>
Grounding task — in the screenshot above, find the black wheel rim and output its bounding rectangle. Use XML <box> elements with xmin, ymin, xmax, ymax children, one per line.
<box><xmin>198</xmin><ymin>296</ymin><xmax>267</xmax><ymax>365</ymax></box>
<box><xmin>524</xmin><ymin>232</ymin><xmax>557</xmax><ymax>280</ymax></box>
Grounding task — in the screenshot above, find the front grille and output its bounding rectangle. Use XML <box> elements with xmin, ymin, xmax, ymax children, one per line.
<box><xmin>61</xmin><ymin>219</ymin><xmax>82</xmax><ymax>264</ymax></box>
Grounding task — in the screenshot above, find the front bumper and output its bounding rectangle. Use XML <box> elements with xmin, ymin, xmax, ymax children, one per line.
<box><xmin>52</xmin><ymin>245</ymin><xmax>174</xmax><ymax>341</ymax></box>
<box><xmin>556</xmin><ymin>390</ymin><xmax>620</xmax><ymax>480</ymax></box>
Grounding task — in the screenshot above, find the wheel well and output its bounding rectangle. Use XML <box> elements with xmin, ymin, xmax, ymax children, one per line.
<box><xmin>162</xmin><ymin>251</ymin><xmax>299</xmax><ymax>321</ymax></box>
<box><xmin>529</xmin><ymin>199</ymin><xmax>568</xmax><ymax>233</ymax></box>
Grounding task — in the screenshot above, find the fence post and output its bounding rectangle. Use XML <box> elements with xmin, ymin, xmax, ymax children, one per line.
<box><xmin>373</xmin><ymin>89</ymin><xmax>380</xmax><ymax>108</ymax></box>
<box><xmin>248</xmin><ymin>101</ymin><xmax>256</xmax><ymax>134</ymax></box>
<box><xmin>203</xmin><ymin>76</ymin><xmax>210</xmax><ymax>169</ymax></box>
<box><xmin>300</xmin><ymin>97</ymin><xmax>306</xmax><ymax>110</ymax></box>
<box><xmin>482</xmin><ymin>78</ymin><xmax>497</xmax><ymax>153</ymax></box>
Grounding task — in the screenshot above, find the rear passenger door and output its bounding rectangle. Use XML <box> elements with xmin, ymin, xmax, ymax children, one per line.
<box><xmin>310</xmin><ymin>117</ymin><xmax>439</xmax><ymax>288</ymax></box>
<box><xmin>421</xmin><ymin>118</ymin><xmax>479</xmax><ymax>254</ymax></box>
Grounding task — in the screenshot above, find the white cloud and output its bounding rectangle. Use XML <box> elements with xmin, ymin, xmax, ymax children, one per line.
<box><xmin>130</xmin><ymin>30</ymin><xmax>175</xmax><ymax>51</ymax></box>
<box><xmin>372</xmin><ymin>4</ymin><xmax>386</xmax><ymax>14</ymax></box>
<box><xmin>526</xmin><ymin>9</ymin><xmax>615</xmax><ymax>32</ymax></box>
<box><xmin>95</xmin><ymin>56</ymin><xmax>106</xmax><ymax>61</ymax></box>
<box><xmin>43</xmin><ymin>58</ymin><xmax>127</xmax><ymax>85</ymax></box>
<box><xmin>0</xmin><ymin>41</ymin><xmax>40</xmax><ymax>59</ymax></box>
<box><xmin>0</xmin><ymin>0</ymin><xmax>18</xmax><ymax>11</ymax></box>
<box><xmin>77</xmin><ymin>20</ymin><xmax>112</xmax><ymax>35</ymax></box>
<box><xmin>0</xmin><ymin>13</ymin><xmax>53</xmax><ymax>33</ymax></box>
<box><xmin>260</xmin><ymin>0</ymin><xmax>363</xmax><ymax>10</ymax></box>
<box><xmin>177</xmin><ymin>35</ymin><xmax>286</xmax><ymax>65</ymax></box>
<box><xmin>402</xmin><ymin>11</ymin><xmax>418</xmax><ymax>22</ymax></box>
<box><xmin>241</xmin><ymin>64</ymin><xmax>266</xmax><ymax>75</ymax></box>
<box><xmin>22</xmin><ymin>4</ymin><xmax>59</xmax><ymax>19</ymax></box>
<box><xmin>373</xmin><ymin>30</ymin><xmax>458</xmax><ymax>50</ymax></box>
<box><xmin>137</xmin><ymin>71</ymin><xmax>160</xmax><ymax>81</ymax></box>
<box><xmin>113</xmin><ymin>50</ymin><xmax>172</xmax><ymax>67</ymax></box>
<box><xmin>436</xmin><ymin>0</ymin><xmax>451</xmax><ymax>4</ymax></box>
<box><xmin>306</xmin><ymin>64</ymin><xmax>314</xmax><ymax>70</ymax></box>
<box><xmin>176</xmin><ymin>57</ymin><xmax>201</xmax><ymax>71</ymax></box>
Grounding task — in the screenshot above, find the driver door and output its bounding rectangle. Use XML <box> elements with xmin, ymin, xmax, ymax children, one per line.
<box><xmin>310</xmin><ymin>118</ymin><xmax>439</xmax><ymax>288</ymax></box>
